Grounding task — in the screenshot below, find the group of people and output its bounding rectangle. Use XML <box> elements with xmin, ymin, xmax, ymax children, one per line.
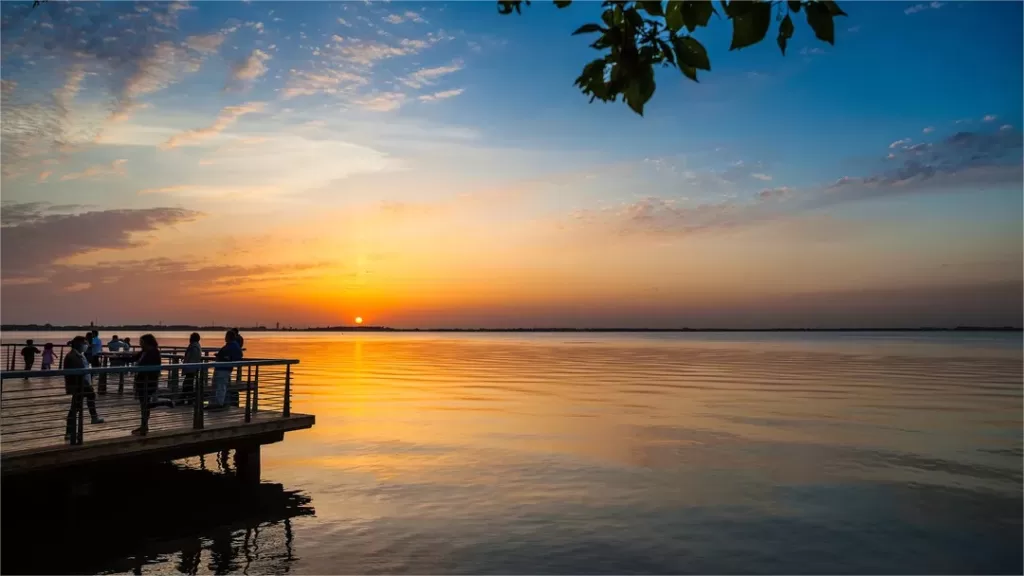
<box><xmin>47</xmin><ymin>328</ymin><xmax>246</xmax><ymax>441</ymax></box>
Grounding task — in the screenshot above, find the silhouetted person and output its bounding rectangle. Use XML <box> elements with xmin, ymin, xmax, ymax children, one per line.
<box><xmin>20</xmin><ymin>339</ymin><xmax>41</xmax><ymax>375</ymax></box>
<box><xmin>64</xmin><ymin>336</ymin><xmax>104</xmax><ymax>442</ymax></box>
<box><xmin>132</xmin><ymin>334</ymin><xmax>161</xmax><ymax>436</ymax></box>
<box><xmin>41</xmin><ymin>342</ymin><xmax>55</xmax><ymax>370</ymax></box>
<box><xmin>89</xmin><ymin>330</ymin><xmax>103</xmax><ymax>369</ymax></box>
<box><xmin>208</xmin><ymin>330</ymin><xmax>241</xmax><ymax>410</ymax></box>
<box><xmin>182</xmin><ymin>332</ymin><xmax>202</xmax><ymax>404</ymax></box>
<box><xmin>231</xmin><ymin>328</ymin><xmax>244</xmax><ymax>350</ymax></box>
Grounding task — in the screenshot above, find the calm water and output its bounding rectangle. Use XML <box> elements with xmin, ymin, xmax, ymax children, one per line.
<box><xmin>2</xmin><ymin>331</ymin><xmax>1022</xmax><ymax>574</ymax></box>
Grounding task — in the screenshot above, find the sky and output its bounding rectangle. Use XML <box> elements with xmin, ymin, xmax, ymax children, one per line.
<box><xmin>0</xmin><ymin>0</ymin><xmax>1021</xmax><ymax>329</ymax></box>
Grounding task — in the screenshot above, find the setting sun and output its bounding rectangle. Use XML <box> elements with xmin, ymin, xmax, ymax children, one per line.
<box><xmin>355</xmin><ymin>317</ymin><xmax>363</xmax><ymax>325</ymax></box>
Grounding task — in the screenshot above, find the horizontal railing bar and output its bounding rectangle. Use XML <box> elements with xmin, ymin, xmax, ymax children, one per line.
<box><xmin>1</xmin><ymin>358</ymin><xmax>299</xmax><ymax>380</ymax></box>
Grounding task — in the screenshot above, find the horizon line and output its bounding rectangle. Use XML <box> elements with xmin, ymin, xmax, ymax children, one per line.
<box><xmin>1</xmin><ymin>324</ymin><xmax>1021</xmax><ymax>333</ymax></box>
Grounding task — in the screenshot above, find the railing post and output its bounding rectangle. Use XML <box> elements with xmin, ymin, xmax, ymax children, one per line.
<box><xmin>244</xmin><ymin>374</ymin><xmax>252</xmax><ymax>423</ymax></box>
<box><xmin>252</xmin><ymin>366</ymin><xmax>259</xmax><ymax>414</ymax></box>
<box><xmin>59</xmin><ymin>346</ymin><xmax>65</xmax><ymax>369</ymax></box>
<box><xmin>193</xmin><ymin>367</ymin><xmax>205</xmax><ymax>429</ymax></box>
<box><xmin>75</xmin><ymin>392</ymin><xmax>85</xmax><ymax>446</ymax></box>
<box><xmin>283</xmin><ymin>364</ymin><xmax>291</xmax><ymax>418</ymax></box>
<box><xmin>98</xmin><ymin>356</ymin><xmax>108</xmax><ymax>395</ymax></box>
<box><xmin>8</xmin><ymin>347</ymin><xmax>15</xmax><ymax>371</ymax></box>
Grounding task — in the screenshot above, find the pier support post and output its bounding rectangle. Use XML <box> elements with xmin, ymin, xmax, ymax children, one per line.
<box><xmin>233</xmin><ymin>444</ymin><xmax>261</xmax><ymax>485</ymax></box>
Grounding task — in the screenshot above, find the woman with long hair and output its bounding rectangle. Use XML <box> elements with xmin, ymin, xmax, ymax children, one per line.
<box><xmin>132</xmin><ymin>333</ymin><xmax>162</xmax><ymax>436</ymax></box>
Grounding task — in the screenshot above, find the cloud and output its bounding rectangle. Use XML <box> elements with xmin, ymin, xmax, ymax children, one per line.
<box><xmin>905</xmin><ymin>1</ymin><xmax>943</xmax><ymax>14</ymax></box>
<box><xmin>161</xmin><ymin>102</ymin><xmax>265</xmax><ymax>149</ymax></box>
<box><xmin>571</xmin><ymin>129</ymin><xmax>1022</xmax><ymax>238</ymax></box>
<box><xmin>37</xmin><ymin>171</ymin><xmax>53</xmax><ymax>183</ymax></box>
<box><xmin>799</xmin><ymin>47</ymin><xmax>825</xmax><ymax>56</ymax></box>
<box><xmin>1000</xmin><ymin>124</ymin><xmax>1014</xmax><ymax>132</ymax></box>
<box><xmin>418</xmin><ymin>88</ymin><xmax>465</xmax><ymax>102</ymax></box>
<box><xmin>355</xmin><ymin>92</ymin><xmax>406</xmax><ymax>112</ymax></box>
<box><xmin>282</xmin><ymin>68</ymin><xmax>368</xmax><ymax>99</ymax></box>
<box><xmin>185</xmin><ymin>33</ymin><xmax>227</xmax><ymax>54</ymax></box>
<box><xmin>59</xmin><ymin>159</ymin><xmax>128</xmax><ymax>181</ymax></box>
<box><xmin>889</xmin><ymin>138</ymin><xmax>912</xmax><ymax>149</ymax></box>
<box><xmin>922</xmin><ymin>126</ymin><xmax>935</xmax><ymax>134</ymax></box>
<box><xmin>338</xmin><ymin>17</ymin><xmax>352</xmax><ymax>27</ymax></box>
<box><xmin>383</xmin><ymin>11</ymin><xmax>426</xmax><ymax>24</ymax></box>
<box><xmin>847</xmin><ymin>25</ymin><xmax>861</xmax><ymax>33</ymax></box>
<box><xmin>0</xmin><ymin>204</ymin><xmax>201</xmax><ymax>276</ymax></box>
<box><xmin>400</xmin><ymin>62</ymin><xmax>463</xmax><ymax>89</ymax></box>
<box><xmin>757</xmin><ymin>187</ymin><xmax>791</xmax><ymax>200</ymax></box>
<box><xmin>751</xmin><ymin>173</ymin><xmax>772</xmax><ymax>181</ymax></box>
<box><xmin>227</xmin><ymin>49</ymin><xmax>272</xmax><ymax>89</ymax></box>
<box><xmin>982</xmin><ymin>114</ymin><xmax>998</xmax><ymax>123</ymax></box>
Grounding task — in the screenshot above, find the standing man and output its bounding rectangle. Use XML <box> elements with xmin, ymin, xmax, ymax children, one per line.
<box><xmin>64</xmin><ymin>336</ymin><xmax>104</xmax><ymax>442</ymax></box>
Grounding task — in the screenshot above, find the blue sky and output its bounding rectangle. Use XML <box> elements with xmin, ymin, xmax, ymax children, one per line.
<box><xmin>0</xmin><ymin>1</ymin><xmax>1021</xmax><ymax>328</ymax></box>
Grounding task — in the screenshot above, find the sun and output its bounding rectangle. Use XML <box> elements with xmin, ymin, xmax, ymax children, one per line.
<box><xmin>354</xmin><ymin>316</ymin><xmax>363</xmax><ymax>325</ymax></box>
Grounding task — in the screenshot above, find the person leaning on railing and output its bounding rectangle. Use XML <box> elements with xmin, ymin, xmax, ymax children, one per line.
<box><xmin>208</xmin><ymin>330</ymin><xmax>242</xmax><ymax>411</ymax></box>
<box><xmin>181</xmin><ymin>332</ymin><xmax>202</xmax><ymax>405</ymax></box>
<box><xmin>64</xmin><ymin>335</ymin><xmax>104</xmax><ymax>442</ymax></box>
<box><xmin>131</xmin><ymin>334</ymin><xmax>162</xmax><ymax>436</ymax></box>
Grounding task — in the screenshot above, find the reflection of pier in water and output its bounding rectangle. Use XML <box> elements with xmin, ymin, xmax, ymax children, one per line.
<box><xmin>1</xmin><ymin>458</ymin><xmax>314</xmax><ymax>575</ymax></box>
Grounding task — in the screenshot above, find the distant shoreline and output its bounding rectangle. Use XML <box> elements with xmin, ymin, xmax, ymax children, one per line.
<box><xmin>1</xmin><ymin>325</ymin><xmax>1020</xmax><ymax>333</ymax></box>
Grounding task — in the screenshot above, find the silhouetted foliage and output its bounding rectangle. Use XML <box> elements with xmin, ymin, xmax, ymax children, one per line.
<box><xmin>497</xmin><ymin>0</ymin><xmax>847</xmax><ymax>115</ymax></box>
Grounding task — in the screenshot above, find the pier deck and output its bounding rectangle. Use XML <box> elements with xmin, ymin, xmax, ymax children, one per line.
<box><xmin>0</xmin><ymin>357</ymin><xmax>313</xmax><ymax>477</ymax></box>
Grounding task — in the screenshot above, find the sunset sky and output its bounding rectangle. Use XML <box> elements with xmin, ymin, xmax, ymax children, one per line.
<box><xmin>1</xmin><ymin>0</ymin><xmax>1021</xmax><ymax>329</ymax></box>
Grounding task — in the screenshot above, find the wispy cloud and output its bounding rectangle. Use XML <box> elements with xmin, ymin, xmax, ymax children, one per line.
<box><xmin>570</xmin><ymin>129</ymin><xmax>1022</xmax><ymax>239</ymax></box>
<box><xmin>356</xmin><ymin>92</ymin><xmax>406</xmax><ymax>112</ymax></box>
<box><xmin>889</xmin><ymin>138</ymin><xmax>912</xmax><ymax>149</ymax></box>
<box><xmin>751</xmin><ymin>173</ymin><xmax>772</xmax><ymax>181</ymax></box>
<box><xmin>982</xmin><ymin>114</ymin><xmax>998</xmax><ymax>123</ymax></box>
<box><xmin>227</xmin><ymin>49</ymin><xmax>272</xmax><ymax>89</ymax></box>
<box><xmin>162</xmin><ymin>102</ymin><xmax>265</xmax><ymax>149</ymax></box>
<box><xmin>904</xmin><ymin>1</ymin><xmax>943</xmax><ymax>15</ymax></box>
<box><xmin>383</xmin><ymin>11</ymin><xmax>426</xmax><ymax>25</ymax></box>
<box><xmin>185</xmin><ymin>32</ymin><xmax>227</xmax><ymax>54</ymax></box>
<box><xmin>418</xmin><ymin>88</ymin><xmax>465</xmax><ymax>102</ymax></box>
<box><xmin>60</xmin><ymin>159</ymin><xmax>128</xmax><ymax>181</ymax></box>
<box><xmin>922</xmin><ymin>126</ymin><xmax>935</xmax><ymax>134</ymax></box>
<box><xmin>400</xmin><ymin>62</ymin><xmax>463</xmax><ymax>89</ymax></box>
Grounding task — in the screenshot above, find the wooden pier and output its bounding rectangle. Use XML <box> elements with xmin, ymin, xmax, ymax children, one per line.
<box><xmin>0</xmin><ymin>357</ymin><xmax>314</xmax><ymax>482</ymax></box>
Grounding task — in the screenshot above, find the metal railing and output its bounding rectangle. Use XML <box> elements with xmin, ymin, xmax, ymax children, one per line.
<box><xmin>1</xmin><ymin>342</ymin><xmax>240</xmax><ymax>371</ymax></box>
<box><xmin>0</xmin><ymin>357</ymin><xmax>298</xmax><ymax>450</ymax></box>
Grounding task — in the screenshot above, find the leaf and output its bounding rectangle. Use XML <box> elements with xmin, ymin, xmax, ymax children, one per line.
<box><xmin>787</xmin><ymin>0</ymin><xmax>801</xmax><ymax>12</ymax></box>
<box><xmin>804</xmin><ymin>1</ymin><xmax>835</xmax><ymax>44</ymax></box>
<box><xmin>673</xmin><ymin>36</ymin><xmax>710</xmax><ymax>70</ymax></box>
<box><xmin>665</xmin><ymin>1</ymin><xmax>684</xmax><ymax>31</ymax></box>
<box><xmin>776</xmin><ymin>13</ymin><xmax>794</xmax><ymax>55</ymax></box>
<box><xmin>681</xmin><ymin>1</ymin><xmax>713</xmax><ymax>32</ymax></box>
<box><xmin>554</xmin><ymin>0</ymin><xmax>572</xmax><ymax>7</ymax></box>
<box><xmin>623</xmin><ymin>66</ymin><xmax>656</xmax><ymax>116</ymax></box>
<box><xmin>639</xmin><ymin>0</ymin><xmax>664</xmax><ymax>17</ymax></box>
<box><xmin>729</xmin><ymin>1</ymin><xmax>771</xmax><ymax>50</ymax></box>
<box><xmin>822</xmin><ymin>0</ymin><xmax>846</xmax><ymax>16</ymax></box>
<box><xmin>680</xmin><ymin>63</ymin><xmax>698</xmax><ymax>82</ymax></box>
<box><xmin>658</xmin><ymin>38</ymin><xmax>676</xmax><ymax>65</ymax></box>
<box><xmin>572</xmin><ymin>23</ymin><xmax>604</xmax><ymax>35</ymax></box>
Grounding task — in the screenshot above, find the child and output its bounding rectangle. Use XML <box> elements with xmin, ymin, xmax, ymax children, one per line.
<box><xmin>21</xmin><ymin>340</ymin><xmax>41</xmax><ymax>373</ymax></box>
<box><xmin>41</xmin><ymin>343</ymin><xmax>56</xmax><ymax>370</ymax></box>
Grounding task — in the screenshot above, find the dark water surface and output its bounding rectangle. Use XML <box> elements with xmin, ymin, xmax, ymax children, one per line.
<box><xmin>2</xmin><ymin>331</ymin><xmax>1021</xmax><ymax>574</ymax></box>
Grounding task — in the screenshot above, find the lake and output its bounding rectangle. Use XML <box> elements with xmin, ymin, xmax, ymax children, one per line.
<box><xmin>1</xmin><ymin>331</ymin><xmax>1021</xmax><ymax>574</ymax></box>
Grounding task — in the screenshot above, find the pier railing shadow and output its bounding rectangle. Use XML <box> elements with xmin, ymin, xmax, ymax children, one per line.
<box><xmin>0</xmin><ymin>357</ymin><xmax>297</xmax><ymax>454</ymax></box>
<box><xmin>1</xmin><ymin>458</ymin><xmax>315</xmax><ymax>575</ymax></box>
